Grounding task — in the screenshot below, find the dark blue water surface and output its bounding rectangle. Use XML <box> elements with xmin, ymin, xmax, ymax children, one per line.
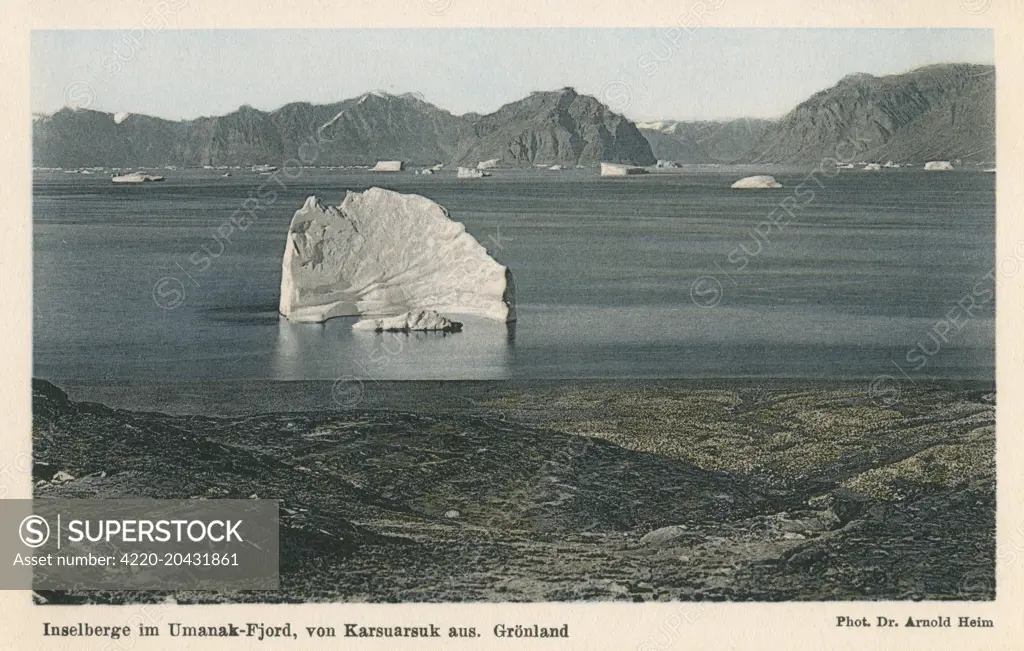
<box><xmin>33</xmin><ymin>166</ymin><xmax>995</xmax><ymax>382</ymax></box>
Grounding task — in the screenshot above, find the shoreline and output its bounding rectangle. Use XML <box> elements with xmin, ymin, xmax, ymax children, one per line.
<box><xmin>42</xmin><ymin>376</ymin><xmax>996</xmax><ymax>417</ymax></box>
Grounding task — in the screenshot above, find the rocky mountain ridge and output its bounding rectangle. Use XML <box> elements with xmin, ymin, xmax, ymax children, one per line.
<box><xmin>33</xmin><ymin>64</ymin><xmax>994</xmax><ymax>168</ymax></box>
<box><xmin>33</xmin><ymin>88</ymin><xmax>654</xmax><ymax>168</ymax></box>
<box><xmin>639</xmin><ymin>64</ymin><xmax>995</xmax><ymax>164</ymax></box>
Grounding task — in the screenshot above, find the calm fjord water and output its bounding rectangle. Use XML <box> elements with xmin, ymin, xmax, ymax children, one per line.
<box><xmin>33</xmin><ymin>167</ymin><xmax>994</xmax><ymax>382</ymax></box>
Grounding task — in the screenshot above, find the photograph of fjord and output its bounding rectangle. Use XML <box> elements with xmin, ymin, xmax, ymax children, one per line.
<box><xmin>32</xmin><ymin>28</ymin><xmax>995</xmax><ymax>603</ymax></box>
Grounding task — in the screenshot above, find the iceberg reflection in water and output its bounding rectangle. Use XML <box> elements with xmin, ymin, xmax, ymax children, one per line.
<box><xmin>272</xmin><ymin>315</ymin><xmax>514</xmax><ymax>381</ymax></box>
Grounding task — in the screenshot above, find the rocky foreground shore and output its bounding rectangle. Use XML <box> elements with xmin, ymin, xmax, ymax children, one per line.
<box><xmin>32</xmin><ymin>379</ymin><xmax>994</xmax><ymax>603</ymax></box>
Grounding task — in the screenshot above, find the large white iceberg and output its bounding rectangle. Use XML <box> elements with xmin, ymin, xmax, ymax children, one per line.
<box><xmin>477</xmin><ymin>159</ymin><xmax>500</xmax><ymax>170</ymax></box>
<box><xmin>279</xmin><ymin>188</ymin><xmax>515</xmax><ymax>324</ymax></box>
<box><xmin>730</xmin><ymin>175</ymin><xmax>782</xmax><ymax>189</ymax></box>
<box><xmin>600</xmin><ymin>162</ymin><xmax>648</xmax><ymax>177</ymax></box>
<box><xmin>924</xmin><ymin>160</ymin><xmax>954</xmax><ymax>171</ymax></box>
<box><xmin>352</xmin><ymin>310</ymin><xmax>462</xmax><ymax>333</ymax></box>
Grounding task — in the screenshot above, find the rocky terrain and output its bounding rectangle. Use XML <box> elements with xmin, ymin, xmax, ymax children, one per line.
<box><xmin>34</xmin><ymin>63</ymin><xmax>994</xmax><ymax>169</ymax></box>
<box><xmin>748</xmin><ymin>63</ymin><xmax>995</xmax><ymax>163</ymax></box>
<box><xmin>641</xmin><ymin>63</ymin><xmax>994</xmax><ymax>164</ymax></box>
<box><xmin>32</xmin><ymin>89</ymin><xmax>653</xmax><ymax>169</ymax></box>
<box><xmin>452</xmin><ymin>87</ymin><xmax>656</xmax><ymax>167</ymax></box>
<box><xmin>33</xmin><ymin>92</ymin><xmax>472</xmax><ymax>169</ymax></box>
<box><xmin>32</xmin><ymin>378</ymin><xmax>994</xmax><ymax>604</ymax></box>
<box><xmin>638</xmin><ymin>118</ymin><xmax>773</xmax><ymax>164</ymax></box>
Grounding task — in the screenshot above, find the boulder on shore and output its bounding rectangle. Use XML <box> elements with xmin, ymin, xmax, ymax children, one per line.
<box><xmin>640</xmin><ymin>525</ymin><xmax>691</xmax><ymax>547</ymax></box>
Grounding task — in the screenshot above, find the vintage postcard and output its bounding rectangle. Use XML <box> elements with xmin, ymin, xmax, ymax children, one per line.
<box><xmin>1</xmin><ymin>0</ymin><xmax>1021</xmax><ymax>649</ymax></box>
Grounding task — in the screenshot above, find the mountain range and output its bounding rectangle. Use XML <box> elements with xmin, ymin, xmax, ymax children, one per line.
<box><xmin>32</xmin><ymin>63</ymin><xmax>994</xmax><ymax>168</ymax></box>
<box><xmin>639</xmin><ymin>63</ymin><xmax>994</xmax><ymax>164</ymax></box>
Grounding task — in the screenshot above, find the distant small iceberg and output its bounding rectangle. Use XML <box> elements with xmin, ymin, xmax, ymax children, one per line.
<box><xmin>983</xmin><ymin>167</ymin><xmax>996</xmax><ymax>173</ymax></box>
<box><xmin>111</xmin><ymin>172</ymin><xmax>165</xmax><ymax>184</ymax></box>
<box><xmin>477</xmin><ymin>159</ymin><xmax>500</xmax><ymax>170</ymax></box>
<box><xmin>730</xmin><ymin>175</ymin><xmax>782</xmax><ymax>189</ymax></box>
<box><xmin>863</xmin><ymin>163</ymin><xmax>882</xmax><ymax>171</ymax></box>
<box><xmin>600</xmin><ymin>162</ymin><xmax>648</xmax><ymax>177</ymax></box>
<box><xmin>352</xmin><ymin>310</ymin><xmax>462</xmax><ymax>333</ymax></box>
<box><xmin>924</xmin><ymin>161</ymin><xmax>954</xmax><ymax>171</ymax></box>
<box><xmin>251</xmin><ymin>164</ymin><xmax>278</xmax><ymax>173</ymax></box>
<box><xmin>372</xmin><ymin>160</ymin><xmax>404</xmax><ymax>172</ymax></box>
<box><xmin>457</xmin><ymin>166</ymin><xmax>491</xmax><ymax>179</ymax></box>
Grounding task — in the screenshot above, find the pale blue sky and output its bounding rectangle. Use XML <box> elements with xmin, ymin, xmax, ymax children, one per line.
<box><xmin>32</xmin><ymin>29</ymin><xmax>993</xmax><ymax>122</ymax></box>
